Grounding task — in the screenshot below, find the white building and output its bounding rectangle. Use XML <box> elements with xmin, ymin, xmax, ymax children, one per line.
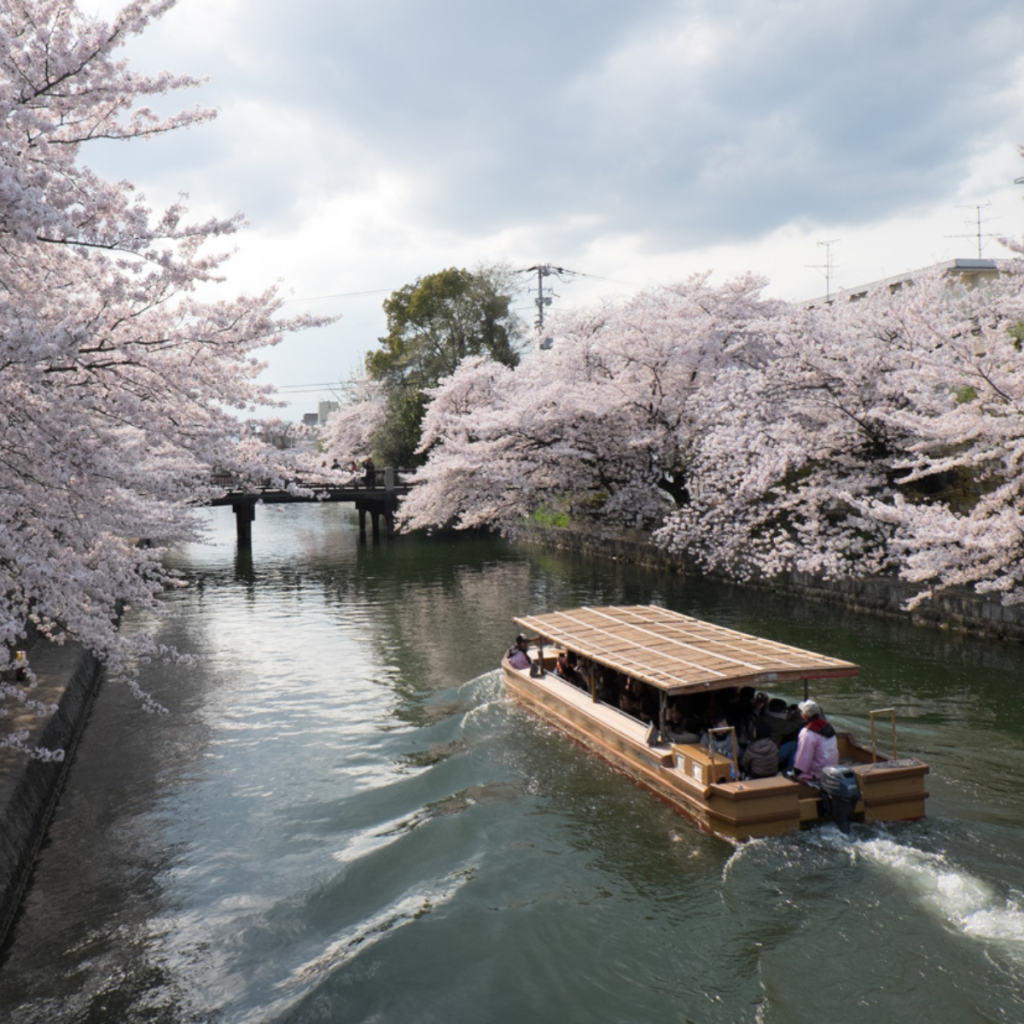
<box><xmin>806</xmin><ymin>257</ymin><xmax>1002</xmax><ymax>307</ymax></box>
<box><xmin>317</xmin><ymin>401</ymin><xmax>339</xmax><ymax>425</ymax></box>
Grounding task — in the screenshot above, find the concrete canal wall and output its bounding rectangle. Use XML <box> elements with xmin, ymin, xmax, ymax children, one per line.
<box><xmin>0</xmin><ymin>640</ymin><xmax>103</xmax><ymax>951</ymax></box>
<box><xmin>515</xmin><ymin>524</ymin><xmax>1024</xmax><ymax>644</ymax></box>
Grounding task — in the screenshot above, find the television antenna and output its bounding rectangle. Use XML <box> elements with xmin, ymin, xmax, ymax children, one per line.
<box><xmin>806</xmin><ymin>239</ymin><xmax>840</xmax><ymax>302</ymax></box>
<box><xmin>946</xmin><ymin>203</ymin><xmax>997</xmax><ymax>258</ymax></box>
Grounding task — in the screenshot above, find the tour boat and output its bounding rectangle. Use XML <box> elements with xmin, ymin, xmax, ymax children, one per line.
<box><xmin>502</xmin><ymin>605</ymin><xmax>929</xmax><ymax>842</ymax></box>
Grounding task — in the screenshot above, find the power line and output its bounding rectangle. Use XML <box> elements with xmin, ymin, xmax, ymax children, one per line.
<box><xmin>280</xmin><ymin>288</ymin><xmax>391</xmax><ymax>305</ymax></box>
<box><xmin>573</xmin><ymin>271</ymin><xmax>644</xmax><ymax>287</ymax></box>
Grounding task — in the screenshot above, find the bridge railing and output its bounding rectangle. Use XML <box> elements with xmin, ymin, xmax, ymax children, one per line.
<box><xmin>210</xmin><ymin>467</ymin><xmax>414</xmax><ymax>492</ymax></box>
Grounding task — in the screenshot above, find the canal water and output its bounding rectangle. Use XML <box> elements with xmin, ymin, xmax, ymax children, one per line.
<box><xmin>1</xmin><ymin>505</ymin><xmax>1023</xmax><ymax>1023</ymax></box>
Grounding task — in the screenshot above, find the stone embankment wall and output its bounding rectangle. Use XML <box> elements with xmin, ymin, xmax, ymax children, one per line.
<box><xmin>515</xmin><ymin>525</ymin><xmax>1024</xmax><ymax>643</ymax></box>
<box><xmin>0</xmin><ymin>641</ymin><xmax>103</xmax><ymax>951</ymax></box>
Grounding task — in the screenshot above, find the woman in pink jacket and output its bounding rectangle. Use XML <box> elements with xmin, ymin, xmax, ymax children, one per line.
<box><xmin>784</xmin><ymin>700</ymin><xmax>839</xmax><ymax>782</ymax></box>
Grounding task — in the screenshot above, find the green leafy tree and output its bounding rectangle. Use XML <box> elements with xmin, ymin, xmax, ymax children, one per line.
<box><xmin>365</xmin><ymin>266</ymin><xmax>523</xmax><ymax>465</ymax></box>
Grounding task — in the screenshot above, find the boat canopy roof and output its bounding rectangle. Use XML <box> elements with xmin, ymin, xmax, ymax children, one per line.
<box><xmin>513</xmin><ymin>605</ymin><xmax>858</xmax><ymax>695</ymax></box>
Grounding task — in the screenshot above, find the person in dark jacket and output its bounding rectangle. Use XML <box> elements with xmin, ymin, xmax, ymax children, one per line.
<box><xmin>506</xmin><ymin>634</ymin><xmax>531</xmax><ymax>670</ymax></box>
<box><xmin>740</xmin><ymin>719</ymin><xmax>780</xmax><ymax>778</ymax></box>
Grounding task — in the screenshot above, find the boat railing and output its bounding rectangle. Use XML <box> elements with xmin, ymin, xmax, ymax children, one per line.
<box><xmin>706</xmin><ymin>725</ymin><xmax>740</xmax><ymax>784</ymax></box>
<box><xmin>869</xmin><ymin>707</ymin><xmax>899</xmax><ymax>762</ymax></box>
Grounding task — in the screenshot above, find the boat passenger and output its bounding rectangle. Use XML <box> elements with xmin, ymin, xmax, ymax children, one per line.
<box><xmin>700</xmin><ymin>717</ymin><xmax>737</xmax><ymax>761</ymax></box>
<box><xmin>555</xmin><ymin>651</ymin><xmax>585</xmax><ymax>689</ymax></box>
<box><xmin>681</xmin><ymin>692</ymin><xmax>710</xmax><ymax>729</ymax></box>
<box><xmin>733</xmin><ymin>688</ymin><xmax>759</xmax><ymax>749</ymax></box>
<box><xmin>575</xmin><ymin>655</ymin><xmax>596</xmax><ymax>692</ymax></box>
<box><xmin>592</xmin><ymin>666</ymin><xmax>617</xmax><ymax>705</ymax></box>
<box><xmin>702</xmin><ymin>693</ymin><xmax>736</xmax><ymax>737</ymax></box>
<box><xmin>506</xmin><ymin>634</ymin><xmax>532</xmax><ymax>670</ymax></box>
<box><xmin>619</xmin><ymin>678</ymin><xmax>639</xmax><ymax>716</ymax></box>
<box><xmin>740</xmin><ymin>719</ymin><xmax>780</xmax><ymax>779</ymax></box>
<box><xmin>619</xmin><ymin>677</ymin><xmax>655</xmax><ymax>723</ymax></box>
<box><xmin>781</xmin><ymin>699</ymin><xmax>838</xmax><ymax>782</ymax></box>
<box><xmin>764</xmin><ymin>698</ymin><xmax>795</xmax><ymax>746</ymax></box>
<box><xmin>665</xmin><ymin>703</ymin><xmax>701</xmax><ymax>744</ymax></box>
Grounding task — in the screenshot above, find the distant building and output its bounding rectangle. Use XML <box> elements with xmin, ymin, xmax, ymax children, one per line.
<box><xmin>318</xmin><ymin>401</ymin><xmax>339</xmax><ymax>425</ymax></box>
<box><xmin>302</xmin><ymin>413</ymin><xmax>319</xmax><ymax>427</ymax></box>
<box><xmin>806</xmin><ymin>258</ymin><xmax>1003</xmax><ymax>307</ymax></box>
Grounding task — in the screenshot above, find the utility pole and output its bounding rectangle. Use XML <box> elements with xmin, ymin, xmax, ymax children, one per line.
<box><xmin>520</xmin><ymin>264</ymin><xmax>577</xmax><ymax>348</ymax></box>
<box><xmin>1015</xmin><ymin>175</ymin><xmax>1024</xmax><ymax>247</ymax></box>
<box><xmin>806</xmin><ymin>240</ymin><xmax>840</xmax><ymax>302</ymax></box>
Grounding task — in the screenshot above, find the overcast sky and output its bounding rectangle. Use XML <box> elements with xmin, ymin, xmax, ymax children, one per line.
<box><xmin>87</xmin><ymin>0</ymin><xmax>1024</xmax><ymax>420</ymax></box>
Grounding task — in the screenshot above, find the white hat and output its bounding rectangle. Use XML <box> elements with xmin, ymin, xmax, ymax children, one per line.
<box><xmin>799</xmin><ymin>699</ymin><xmax>822</xmax><ymax>718</ymax></box>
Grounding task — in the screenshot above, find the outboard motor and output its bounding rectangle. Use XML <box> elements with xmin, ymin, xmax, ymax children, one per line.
<box><xmin>819</xmin><ymin>765</ymin><xmax>861</xmax><ymax>835</ymax></box>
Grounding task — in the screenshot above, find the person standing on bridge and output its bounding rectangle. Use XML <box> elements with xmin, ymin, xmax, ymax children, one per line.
<box><xmin>362</xmin><ymin>457</ymin><xmax>375</xmax><ymax>488</ymax></box>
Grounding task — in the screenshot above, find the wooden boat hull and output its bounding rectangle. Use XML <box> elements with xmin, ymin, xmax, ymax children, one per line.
<box><xmin>503</xmin><ymin>660</ymin><xmax>929</xmax><ymax>842</ymax></box>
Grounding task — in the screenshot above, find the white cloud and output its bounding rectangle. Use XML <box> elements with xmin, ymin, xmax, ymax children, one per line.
<box><xmin>77</xmin><ymin>0</ymin><xmax>1024</xmax><ymax>419</ymax></box>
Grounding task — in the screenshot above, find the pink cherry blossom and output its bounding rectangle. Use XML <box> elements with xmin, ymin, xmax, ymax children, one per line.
<box><xmin>0</xmin><ymin>1</ymin><xmax>325</xmax><ymax>731</ymax></box>
<box><xmin>401</xmin><ymin>257</ymin><xmax>1024</xmax><ymax>611</ymax></box>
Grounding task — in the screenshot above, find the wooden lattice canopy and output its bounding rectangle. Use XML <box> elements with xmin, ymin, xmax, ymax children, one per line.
<box><xmin>513</xmin><ymin>605</ymin><xmax>858</xmax><ymax>695</ymax></box>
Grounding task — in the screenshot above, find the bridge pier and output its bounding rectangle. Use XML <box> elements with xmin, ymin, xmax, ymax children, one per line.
<box><xmin>384</xmin><ymin>493</ymin><xmax>397</xmax><ymax>537</ymax></box>
<box><xmin>356</xmin><ymin>501</ymin><xmax>394</xmax><ymax>541</ymax></box>
<box><xmin>233</xmin><ymin>501</ymin><xmax>255</xmax><ymax>549</ymax></box>
<box><xmin>357</xmin><ymin>505</ymin><xmax>379</xmax><ymax>541</ymax></box>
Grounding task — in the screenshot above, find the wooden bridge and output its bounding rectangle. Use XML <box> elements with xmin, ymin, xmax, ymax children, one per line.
<box><xmin>209</xmin><ymin>467</ymin><xmax>412</xmax><ymax>547</ymax></box>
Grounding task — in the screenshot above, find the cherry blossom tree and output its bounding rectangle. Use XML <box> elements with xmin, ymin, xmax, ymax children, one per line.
<box><xmin>400</xmin><ymin>254</ymin><xmax>1024</xmax><ymax>613</ymax></box>
<box><xmin>1</xmin><ymin>0</ymin><xmax>321</xmax><ymax>750</ymax></box>
<box><xmin>398</xmin><ymin>274</ymin><xmax>782</xmax><ymax>532</ymax></box>
<box><xmin>655</xmin><ymin>263</ymin><xmax>1024</xmax><ymax>606</ymax></box>
<box><xmin>854</xmin><ymin>262</ymin><xmax>1024</xmax><ymax>605</ymax></box>
<box><xmin>319</xmin><ymin>378</ymin><xmax>387</xmax><ymax>472</ymax></box>
<box><xmin>654</xmin><ymin>280</ymin><xmax>926</xmax><ymax>581</ymax></box>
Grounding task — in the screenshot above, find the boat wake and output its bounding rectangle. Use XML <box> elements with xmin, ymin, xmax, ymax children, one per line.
<box><xmin>250</xmin><ymin>863</ymin><xmax>478</xmax><ymax>1024</ymax></box>
<box><xmin>723</xmin><ymin>826</ymin><xmax>1024</xmax><ymax>952</ymax></box>
<box><xmin>458</xmin><ymin>671</ymin><xmax>508</xmax><ymax>724</ymax></box>
<box><xmin>847</xmin><ymin>835</ymin><xmax>1024</xmax><ymax>946</ymax></box>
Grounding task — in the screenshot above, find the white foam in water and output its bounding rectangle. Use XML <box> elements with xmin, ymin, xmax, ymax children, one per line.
<box><xmin>726</xmin><ymin>829</ymin><xmax>1024</xmax><ymax>951</ymax></box>
<box><xmin>720</xmin><ymin>836</ymin><xmax>768</xmax><ymax>880</ymax></box>
<box><xmin>853</xmin><ymin>837</ymin><xmax>1024</xmax><ymax>945</ymax></box>
<box><xmin>461</xmin><ymin>670</ymin><xmax>505</xmax><ymax>705</ymax></box>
